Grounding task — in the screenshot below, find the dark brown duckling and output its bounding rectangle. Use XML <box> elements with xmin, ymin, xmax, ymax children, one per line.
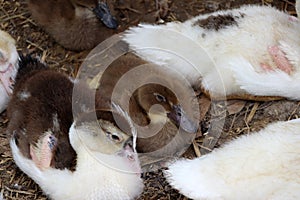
<box><xmin>7</xmin><ymin>55</ymin><xmax>77</xmax><ymax>170</ymax></box>
<box><xmin>7</xmin><ymin>55</ymin><xmax>143</xmax><ymax>199</ymax></box>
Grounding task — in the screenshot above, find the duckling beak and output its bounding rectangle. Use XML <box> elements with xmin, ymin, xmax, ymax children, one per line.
<box><xmin>123</xmin><ymin>137</ymin><xmax>134</xmax><ymax>152</ymax></box>
<box><xmin>93</xmin><ymin>1</ymin><xmax>118</xmax><ymax>29</ymax></box>
<box><xmin>119</xmin><ymin>137</ymin><xmax>142</xmax><ymax>174</ymax></box>
<box><xmin>167</xmin><ymin>105</ymin><xmax>198</xmax><ymax>133</ymax></box>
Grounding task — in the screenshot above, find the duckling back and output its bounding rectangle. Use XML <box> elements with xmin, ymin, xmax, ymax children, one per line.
<box><xmin>124</xmin><ymin>5</ymin><xmax>300</xmax><ymax>99</ymax></box>
<box><xmin>27</xmin><ymin>0</ymin><xmax>116</xmax><ymax>51</ymax></box>
<box><xmin>165</xmin><ymin>118</ymin><xmax>300</xmax><ymax>200</ymax></box>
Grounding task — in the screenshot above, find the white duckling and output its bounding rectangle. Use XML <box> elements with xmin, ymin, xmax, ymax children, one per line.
<box><xmin>0</xmin><ymin>29</ymin><xmax>18</xmax><ymax>113</ymax></box>
<box><xmin>123</xmin><ymin>2</ymin><xmax>300</xmax><ymax>100</ymax></box>
<box><xmin>165</xmin><ymin>118</ymin><xmax>300</xmax><ymax>200</ymax></box>
<box><xmin>7</xmin><ymin>56</ymin><xmax>143</xmax><ymax>200</ymax></box>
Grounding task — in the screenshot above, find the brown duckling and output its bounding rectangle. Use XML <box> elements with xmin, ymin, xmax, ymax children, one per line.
<box><xmin>27</xmin><ymin>0</ymin><xmax>170</xmax><ymax>51</ymax></box>
<box><xmin>94</xmin><ymin>53</ymin><xmax>199</xmax><ymax>168</ymax></box>
<box><xmin>27</xmin><ymin>0</ymin><xmax>118</xmax><ymax>51</ymax></box>
<box><xmin>8</xmin><ymin>55</ymin><xmax>143</xmax><ymax>199</ymax></box>
<box><xmin>0</xmin><ymin>29</ymin><xmax>19</xmax><ymax>113</ymax></box>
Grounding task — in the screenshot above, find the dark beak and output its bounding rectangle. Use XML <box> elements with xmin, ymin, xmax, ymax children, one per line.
<box><xmin>167</xmin><ymin>105</ymin><xmax>199</xmax><ymax>133</ymax></box>
<box><xmin>93</xmin><ymin>1</ymin><xmax>118</xmax><ymax>29</ymax></box>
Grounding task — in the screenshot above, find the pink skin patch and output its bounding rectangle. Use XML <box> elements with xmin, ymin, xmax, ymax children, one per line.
<box><xmin>260</xmin><ymin>63</ymin><xmax>274</xmax><ymax>72</ymax></box>
<box><xmin>260</xmin><ymin>45</ymin><xmax>293</xmax><ymax>74</ymax></box>
<box><xmin>268</xmin><ymin>45</ymin><xmax>293</xmax><ymax>74</ymax></box>
<box><xmin>30</xmin><ymin>134</ymin><xmax>57</xmax><ymax>170</ymax></box>
<box><xmin>0</xmin><ymin>63</ymin><xmax>14</xmax><ymax>95</ymax></box>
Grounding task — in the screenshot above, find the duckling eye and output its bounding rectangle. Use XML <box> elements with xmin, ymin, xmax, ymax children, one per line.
<box><xmin>106</xmin><ymin>132</ymin><xmax>121</xmax><ymax>143</ymax></box>
<box><xmin>154</xmin><ymin>93</ymin><xmax>166</xmax><ymax>102</ymax></box>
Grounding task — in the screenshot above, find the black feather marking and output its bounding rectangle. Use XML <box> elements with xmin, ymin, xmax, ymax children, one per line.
<box><xmin>14</xmin><ymin>55</ymin><xmax>48</xmax><ymax>88</ymax></box>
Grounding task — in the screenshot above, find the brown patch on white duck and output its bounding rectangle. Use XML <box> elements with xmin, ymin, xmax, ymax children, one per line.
<box><xmin>193</xmin><ymin>13</ymin><xmax>244</xmax><ymax>31</ymax></box>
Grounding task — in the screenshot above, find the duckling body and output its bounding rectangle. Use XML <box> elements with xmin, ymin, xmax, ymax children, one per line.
<box><xmin>165</xmin><ymin>118</ymin><xmax>300</xmax><ymax>200</ymax></box>
<box><xmin>0</xmin><ymin>30</ymin><xmax>18</xmax><ymax>113</ymax></box>
<box><xmin>124</xmin><ymin>4</ymin><xmax>300</xmax><ymax>100</ymax></box>
<box><xmin>27</xmin><ymin>0</ymin><xmax>118</xmax><ymax>51</ymax></box>
<box><xmin>8</xmin><ymin>56</ymin><xmax>143</xmax><ymax>199</ymax></box>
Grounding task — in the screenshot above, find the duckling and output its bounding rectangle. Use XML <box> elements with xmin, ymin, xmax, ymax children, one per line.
<box><xmin>0</xmin><ymin>30</ymin><xmax>18</xmax><ymax>113</ymax></box>
<box><xmin>27</xmin><ymin>0</ymin><xmax>118</xmax><ymax>51</ymax></box>
<box><xmin>165</xmin><ymin>118</ymin><xmax>300</xmax><ymax>200</ymax></box>
<box><xmin>123</xmin><ymin>3</ymin><xmax>300</xmax><ymax>100</ymax></box>
<box><xmin>7</xmin><ymin>56</ymin><xmax>143</xmax><ymax>199</ymax></box>
<box><xmin>95</xmin><ymin>53</ymin><xmax>199</xmax><ymax>167</ymax></box>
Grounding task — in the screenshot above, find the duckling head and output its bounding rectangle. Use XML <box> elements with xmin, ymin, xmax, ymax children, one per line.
<box><xmin>70</xmin><ymin>119</ymin><xmax>129</xmax><ymax>154</ymax></box>
<box><xmin>70</xmin><ymin>107</ymin><xmax>141</xmax><ymax>173</ymax></box>
<box><xmin>133</xmin><ymin>83</ymin><xmax>198</xmax><ymax>134</ymax></box>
